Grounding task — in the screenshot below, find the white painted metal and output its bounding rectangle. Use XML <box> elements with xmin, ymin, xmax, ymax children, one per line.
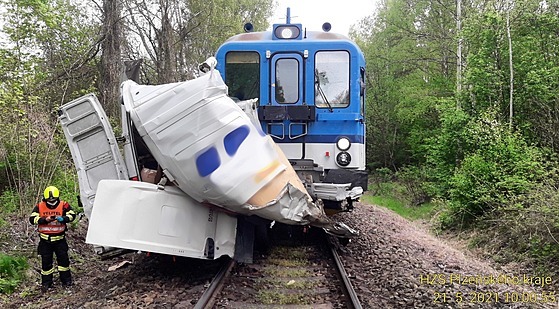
<box><xmin>87</xmin><ymin>180</ymin><xmax>237</xmax><ymax>259</ymax></box>
<box><xmin>278</xmin><ymin>143</ymin><xmax>366</xmax><ymax>170</ymax></box>
<box><xmin>58</xmin><ymin>94</ymin><xmax>129</xmax><ymax>218</ymax></box>
<box><xmin>121</xmin><ymin>70</ymin><xmax>285</xmax><ymax>208</ymax></box>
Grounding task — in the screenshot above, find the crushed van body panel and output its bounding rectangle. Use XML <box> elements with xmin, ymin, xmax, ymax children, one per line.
<box><xmin>123</xmin><ymin>70</ymin><xmax>334</xmax><ymax>224</ymax></box>
<box><xmin>122</xmin><ymin>71</ymin><xmax>284</xmax><ymax>208</ymax></box>
<box><xmin>121</xmin><ymin>70</ymin><xmax>357</xmax><ymax>236</ymax></box>
<box><xmin>86</xmin><ymin>180</ymin><xmax>237</xmax><ymax>259</ymax></box>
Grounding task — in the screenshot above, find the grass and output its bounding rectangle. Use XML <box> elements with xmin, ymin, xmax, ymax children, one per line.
<box><xmin>267</xmin><ymin>258</ymin><xmax>306</xmax><ymax>267</ymax></box>
<box><xmin>363</xmin><ymin>183</ymin><xmax>436</xmax><ymax>221</ymax></box>
<box><xmin>257</xmin><ymin>277</ymin><xmax>319</xmax><ymax>289</ymax></box>
<box><xmin>262</xmin><ymin>266</ymin><xmax>310</xmax><ymax>278</ymax></box>
<box><xmin>256</xmin><ymin>245</ymin><xmax>316</xmax><ymax>305</ymax></box>
<box><xmin>268</xmin><ymin>246</ymin><xmax>308</xmax><ymax>259</ymax></box>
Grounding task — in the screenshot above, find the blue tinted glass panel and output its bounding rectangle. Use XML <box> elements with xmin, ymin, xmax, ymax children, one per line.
<box><xmin>225</xmin><ymin>52</ymin><xmax>260</xmax><ymax>101</ymax></box>
<box><xmin>275</xmin><ymin>58</ymin><xmax>299</xmax><ymax>104</ymax></box>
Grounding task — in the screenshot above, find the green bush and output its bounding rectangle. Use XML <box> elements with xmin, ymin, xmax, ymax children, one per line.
<box><xmin>511</xmin><ymin>179</ymin><xmax>559</xmax><ymax>261</ymax></box>
<box><xmin>396</xmin><ymin>165</ymin><xmax>431</xmax><ymax>206</ymax></box>
<box><xmin>464</xmin><ymin>177</ymin><xmax>559</xmax><ymax>275</ymax></box>
<box><xmin>0</xmin><ymin>254</ymin><xmax>28</xmax><ymax>294</ymax></box>
<box><xmin>422</xmin><ymin>102</ymin><xmax>470</xmax><ymax>198</ymax></box>
<box><xmin>443</xmin><ymin>112</ymin><xmax>545</xmax><ymax>228</ymax></box>
<box><xmin>0</xmin><ymin>190</ymin><xmax>19</xmax><ymax>214</ymax></box>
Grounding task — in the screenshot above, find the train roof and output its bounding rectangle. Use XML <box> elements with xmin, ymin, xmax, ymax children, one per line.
<box><xmin>223</xmin><ymin>30</ymin><xmax>352</xmax><ymax>43</ymax></box>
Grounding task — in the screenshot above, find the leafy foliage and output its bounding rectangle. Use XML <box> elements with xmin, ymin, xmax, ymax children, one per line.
<box><xmin>0</xmin><ymin>254</ymin><xmax>28</xmax><ymax>294</ymax></box>
<box><xmin>470</xmin><ymin>175</ymin><xmax>559</xmax><ymax>273</ymax></box>
<box><xmin>354</xmin><ymin>0</ymin><xmax>559</xmax><ymax>271</ymax></box>
<box><xmin>0</xmin><ymin>0</ymin><xmax>97</xmax><ymax>213</ymax></box>
<box><xmin>122</xmin><ymin>0</ymin><xmax>274</xmax><ymax>83</ymax></box>
<box><xmin>0</xmin><ymin>0</ymin><xmax>275</xmax><ymax>215</ymax></box>
<box><xmin>442</xmin><ymin>110</ymin><xmax>546</xmax><ymax>227</ymax></box>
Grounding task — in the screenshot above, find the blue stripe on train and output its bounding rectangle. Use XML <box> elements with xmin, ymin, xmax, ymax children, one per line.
<box><xmin>270</xmin><ymin>134</ymin><xmax>364</xmax><ymax>144</ymax></box>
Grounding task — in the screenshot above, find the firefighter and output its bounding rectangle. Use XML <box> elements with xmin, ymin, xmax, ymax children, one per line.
<box><xmin>29</xmin><ymin>186</ymin><xmax>76</xmax><ymax>292</ymax></box>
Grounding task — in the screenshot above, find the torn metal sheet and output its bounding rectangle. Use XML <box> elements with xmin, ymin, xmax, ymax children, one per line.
<box><xmin>121</xmin><ymin>70</ymin><xmax>283</xmax><ymax>208</ymax></box>
<box><xmin>121</xmin><ymin>69</ymin><xmax>357</xmax><ymax>236</ymax></box>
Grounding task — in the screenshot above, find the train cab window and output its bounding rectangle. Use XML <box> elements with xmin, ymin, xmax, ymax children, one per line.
<box><xmin>315</xmin><ymin>51</ymin><xmax>350</xmax><ymax>108</ymax></box>
<box><xmin>275</xmin><ymin>58</ymin><xmax>299</xmax><ymax>104</ymax></box>
<box><xmin>225</xmin><ymin>52</ymin><xmax>260</xmax><ymax>101</ymax></box>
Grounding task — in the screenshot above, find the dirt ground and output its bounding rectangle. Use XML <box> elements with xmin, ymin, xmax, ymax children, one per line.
<box><xmin>1</xmin><ymin>202</ymin><xmax>558</xmax><ymax>308</ymax></box>
<box><xmin>335</xmin><ymin>204</ymin><xmax>558</xmax><ymax>308</ymax></box>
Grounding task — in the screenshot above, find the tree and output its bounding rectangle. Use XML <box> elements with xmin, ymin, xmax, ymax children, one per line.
<box><xmin>353</xmin><ymin>0</ymin><xmax>459</xmax><ymax>169</ymax></box>
<box><xmin>0</xmin><ymin>0</ymin><xmax>276</xmax><ymax>212</ymax></box>
<box><xmin>123</xmin><ymin>0</ymin><xmax>274</xmax><ymax>84</ymax></box>
<box><xmin>0</xmin><ymin>0</ymin><xmax>98</xmax><ymax>211</ymax></box>
<box><xmin>100</xmin><ymin>0</ymin><xmax>124</xmax><ymax>118</ymax></box>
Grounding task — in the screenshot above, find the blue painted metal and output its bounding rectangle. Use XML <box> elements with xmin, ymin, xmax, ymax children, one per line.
<box><xmin>215</xmin><ymin>8</ymin><xmax>366</xmax><ymax>170</ymax></box>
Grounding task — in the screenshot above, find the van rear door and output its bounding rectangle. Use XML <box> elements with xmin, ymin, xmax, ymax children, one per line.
<box><xmin>58</xmin><ymin>94</ymin><xmax>129</xmax><ymax>217</ymax></box>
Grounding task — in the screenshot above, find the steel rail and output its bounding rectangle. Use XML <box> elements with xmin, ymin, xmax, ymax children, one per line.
<box><xmin>193</xmin><ymin>257</ymin><xmax>235</xmax><ymax>309</ymax></box>
<box><xmin>328</xmin><ymin>236</ymin><xmax>363</xmax><ymax>309</ymax></box>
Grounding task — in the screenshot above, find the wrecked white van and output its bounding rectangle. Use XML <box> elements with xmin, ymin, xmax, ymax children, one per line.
<box><xmin>58</xmin><ymin>64</ymin><xmax>357</xmax><ymax>262</ymax></box>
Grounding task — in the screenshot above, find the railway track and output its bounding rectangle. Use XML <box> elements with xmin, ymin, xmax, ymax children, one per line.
<box><xmin>194</xmin><ymin>228</ymin><xmax>362</xmax><ymax>308</ymax></box>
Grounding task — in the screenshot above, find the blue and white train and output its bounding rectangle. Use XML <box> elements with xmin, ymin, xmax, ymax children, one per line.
<box><xmin>216</xmin><ymin>9</ymin><xmax>368</xmax><ymax>212</ymax></box>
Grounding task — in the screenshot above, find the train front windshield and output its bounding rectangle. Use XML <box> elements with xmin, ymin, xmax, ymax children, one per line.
<box><xmin>224</xmin><ymin>52</ymin><xmax>260</xmax><ymax>101</ymax></box>
<box><xmin>315</xmin><ymin>51</ymin><xmax>350</xmax><ymax>108</ymax></box>
<box><xmin>215</xmin><ymin>22</ymin><xmax>367</xmax><ymax>201</ymax></box>
<box><xmin>224</xmin><ymin>50</ymin><xmax>351</xmax><ymax>110</ymax></box>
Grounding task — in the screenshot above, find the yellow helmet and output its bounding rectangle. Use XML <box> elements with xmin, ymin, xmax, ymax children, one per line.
<box><xmin>43</xmin><ymin>186</ymin><xmax>60</xmax><ymax>199</ymax></box>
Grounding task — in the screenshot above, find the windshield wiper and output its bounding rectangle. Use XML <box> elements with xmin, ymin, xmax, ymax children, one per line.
<box><xmin>315</xmin><ymin>70</ymin><xmax>333</xmax><ymax>112</ymax></box>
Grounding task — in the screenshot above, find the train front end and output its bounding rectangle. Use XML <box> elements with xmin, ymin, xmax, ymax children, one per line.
<box><xmin>216</xmin><ymin>13</ymin><xmax>368</xmax><ymax>213</ymax></box>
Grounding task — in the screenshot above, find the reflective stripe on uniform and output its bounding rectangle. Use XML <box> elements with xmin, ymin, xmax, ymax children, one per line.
<box><xmin>66</xmin><ymin>210</ymin><xmax>76</xmax><ymax>221</ymax></box>
<box><xmin>32</xmin><ymin>212</ymin><xmax>40</xmax><ymax>224</ymax></box>
<box><xmin>39</xmin><ymin>233</ymin><xmax>64</xmax><ymax>241</ymax></box>
<box><xmin>38</xmin><ymin>225</ymin><xmax>65</xmax><ymax>234</ymax></box>
<box><xmin>41</xmin><ymin>267</ymin><xmax>56</xmax><ymax>276</ymax></box>
<box><xmin>58</xmin><ymin>265</ymin><xmax>70</xmax><ymax>272</ymax></box>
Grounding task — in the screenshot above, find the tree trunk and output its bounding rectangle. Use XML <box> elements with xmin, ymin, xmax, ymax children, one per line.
<box><xmin>506</xmin><ymin>2</ymin><xmax>514</xmax><ymax>128</ymax></box>
<box><xmin>100</xmin><ymin>0</ymin><xmax>123</xmax><ymax>119</ymax></box>
<box><xmin>156</xmin><ymin>0</ymin><xmax>178</xmax><ymax>84</ymax></box>
<box><xmin>456</xmin><ymin>0</ymin><xmax>462</xmax><ymax>108</ymax></box>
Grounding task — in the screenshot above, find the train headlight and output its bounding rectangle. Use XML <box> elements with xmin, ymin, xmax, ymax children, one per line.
<box><xmin>336</xmin><ymin>137</ymin><xmax>351</xmax><ymax>151</ymax></box>
<box><xmin>274</xmin><ymin>26</ymin><xmax>301</xmax><ymax>39</ymax></box>
<box><xmin>336</xmin><ymin>152</ymin><xmax>351</xmax><ymax>166</ymax></box>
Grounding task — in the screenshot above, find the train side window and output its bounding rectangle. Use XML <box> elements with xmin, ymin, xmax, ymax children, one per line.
<box><xmin>275</xmin><ymin>58</ymin><xmax>299</xmax><ymax>104</ymax></box>
<box><xmin>315</xmin><ymin>51</ymin><xmax>350</xmax><ymax>108</ymax></box>
<box><xmin>225</xmin><ymin>52</ymin><xmax>260</xmax><ymax>101</ymax></box>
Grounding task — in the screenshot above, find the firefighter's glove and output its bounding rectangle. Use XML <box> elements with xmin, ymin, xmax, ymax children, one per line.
<box><xmin>44</xmin><ymin>216</ymin><xmax>55</xmax><ymax>223</ymax></box>
<box><xmin>56</xmin><ymin>216</ymin><xmax>65</xmax><ymax>223</ymax></box>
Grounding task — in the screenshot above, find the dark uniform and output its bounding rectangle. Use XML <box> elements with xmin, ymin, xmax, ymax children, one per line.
<box><xmin>29</xmin><ymin>186</ymin><xmax>76</xmax><ymax>292</ymax></box>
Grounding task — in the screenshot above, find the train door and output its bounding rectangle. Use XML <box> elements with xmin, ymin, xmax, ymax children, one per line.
<box><xmin>271</xmin><ymin>53</ymin><xmax>303</xmax><ymax>106</ymax></box>
<box><xmin>264</xmin><ymin>53</ymin><xmax>313</xmax><ymax>159</ymax></box>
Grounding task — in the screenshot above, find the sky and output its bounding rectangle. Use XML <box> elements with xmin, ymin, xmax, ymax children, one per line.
<box><xmin>269</xmin><ymin>0</ymin><xmax>378</xmax><ymax>36</ymax></box>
